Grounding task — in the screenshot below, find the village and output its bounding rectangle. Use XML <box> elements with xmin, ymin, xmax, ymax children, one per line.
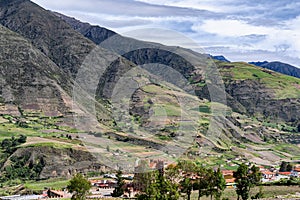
<box><xmin>1</xmin><ymin>160</ymin><xmax>300</xmax><ymax>200</ymax></box>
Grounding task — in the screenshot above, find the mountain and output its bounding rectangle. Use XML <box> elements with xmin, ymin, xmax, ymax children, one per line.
<box><xmin>0</xmin><ymin>0</ymin><xmax>96</xmax><ymax>78</ymax></box>
<box><xmin>57</xmin><ymin>13</ymin><xmax>300</xmax><ymax>124</ymax></box>
<box><xmin>54</xmin><ymin>12</ymin><xmax>117</xmax><ymax>45</ymax></box>
<box><xmin>0</xmin><ymin>24</ymin><xmax>71</xmax><ymax>116</ymax></box>
<box><xmin>211</xmin><ymin>55</ymin><xmax>230</xmax><ymax>62</ymax></box>
<box><xmin>249</xmin><ymin>61</ymin><xmax>300</xmax><ymax>79</ymax></box>
<box><xmin>1</xmin><ymin>0</ymin><xmax>300</xmax><ymax>185</ymax></box>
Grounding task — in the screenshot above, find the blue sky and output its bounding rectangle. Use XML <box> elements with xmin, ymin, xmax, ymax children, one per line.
<box><xmin>32</xmin><ymin>0</ymin><xmax>300</xmax><ymax>67</ymax></box>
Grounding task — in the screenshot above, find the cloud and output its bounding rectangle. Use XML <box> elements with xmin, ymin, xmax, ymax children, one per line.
<box><xmin>31</xmin><ymin>0</ymin><xmax>300</xmax><ymax>67</ymax></box>
<box><xmin>194</xmin><ymin>19</ymin><xmax>276</xmax><ymax>37</ymax></box>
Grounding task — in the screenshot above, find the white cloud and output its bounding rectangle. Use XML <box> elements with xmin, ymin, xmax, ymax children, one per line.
<box><xmin>195</xmin><ymin>19</ymin><xmax>276</xmax><ymax>37</ymax></box>
<box><xmin>31</xmin><ymin>0</ymin><xmax>300</xmax><ymax>67</ymax></box>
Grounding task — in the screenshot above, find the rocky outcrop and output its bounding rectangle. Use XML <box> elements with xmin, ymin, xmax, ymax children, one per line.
<box><xmin>225</xmin><ymin>80</ymin><xmax>300</xmax><ymax>123</ymax></box>
<box><xmin>54</xmin><ymin>12</ymin><xmax>116</xmax><ymax>45</ymax></box>
<box><xmin>0</xmin><ymin>0</ymin><xmax>96</xmax><ymax>78</ymax></box>
<box><xmin>11</xmin><ymin>146</ymin><xmax>108</xmax><ymax>179</ymax></box>
<box><xmin>0</xmin><ymin>24</ymin><xmax>73</xmax><ymax>116</ymax></box>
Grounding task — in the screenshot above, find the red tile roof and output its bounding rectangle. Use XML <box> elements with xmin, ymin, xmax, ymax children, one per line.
<box><xmin>225</xmin><ymin>178</ymin><xmax>235</xmax><ymax>183</ymax></box>
<box><xmin>262</xmin><ymin>171</ymin><xmax>275</xmax><ymax>175</ymax></box>
<box><xmin>278</xmin><ymin>172</ymin><xmax>291</xmax><ymax>175</ymax></box>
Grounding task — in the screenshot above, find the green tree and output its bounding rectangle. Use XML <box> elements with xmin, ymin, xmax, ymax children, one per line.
<box><xmin>112</xmin><ymin>170</ymin><xmax>125</xmax><ymax>197</ymax></box>
<box><xmin>136</xmin><ymin>170</ymin><xmax>159</xmax><ymax>200</ymax></box>
<box><xmin>213</xmin><ymin>168</ymin><xmax>226</xmax><ymax>200</ymax></box>
<box><xmin>177</xmin><ymin>160</ymin><xmax>197</xmax><ymax>200</ymax></box>
<box><xmin>193</xmin><ymin>166</ymin><xmax>209</xmax><ymax>200</ymax></box>
<box><xmin>135</xmin><ymin>160</ymin><xmax>180</xmax><ymax>200</ymax></box>
<box><xmin>164</xmin><ymin>164</ymin><xmax>180</xmax><ymax>200</ymax></box>
<box><xmin>279</xmin><ymin>161</ymin><xmax>293</xmax><ymax>172</ymax></box>
<box><xmin>233</xmin><ymin>164</ymin><xmax>261</xmax><ymax>200</ymax></box>
<box><xmin>67</xmin><ymin>173</ymin><xmax>91</xmax><ymax>200</ymax></box>
<box><xmin>205</xmin><ymin>168</ymin><xmax>215</xmax><ymax>200</ymax></box>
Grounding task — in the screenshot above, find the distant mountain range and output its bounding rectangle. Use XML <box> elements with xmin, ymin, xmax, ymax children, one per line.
<box><xmin>211</xmin><ymin>55</ymin><xmax>300</xmax><ymax>79</ymax></box>
<box><xmin>249</xmin><ymin>61</ymin><xmax>300</xmax><ymax>79</ymax></box>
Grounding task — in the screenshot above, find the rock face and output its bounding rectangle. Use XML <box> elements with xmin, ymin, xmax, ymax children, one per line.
<box><xmin>11</xmin><ymin>146</ymin><xmax>107</xmax><ymax>179</ymax></box>
<box><xmin>225</xmin><ymin>80</ymin><xmax>300</xmax><ymax>123</ymax></box>
<box><xmin>0</xmin><ymin>0</ymin><xmax>96</xmax><ymax>77</ymax></box>
<box><xmin>54</xmin><ymin>12</ymin><xmax>116</xmax><ymax>45</ymax></box>
<box><xmin>57</xmin><ymin>13</ymin><xmax>300</xmax><ymax>124</ymax></box>
<box><xmin>0</xmin><ymin>24</ymin><xmax>72</xmax><ymax>116</ymax></box>
<box><xmin>1</xmin><ymin>0</ymin><xmax>300</xmax><ymax>178</ymax></box>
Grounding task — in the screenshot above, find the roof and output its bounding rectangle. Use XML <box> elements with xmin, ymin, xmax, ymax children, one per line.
<box><xmin>278</xmin><ymin>172</ymin><xmax>291</xmax><ymax>175</ymax></box>
<box><xmin>294</xmin><ymin>168</ymin><xmax>300</xmax><ymax>172</ymax></box>
<box><xmin>49</xmin><ymin>190</ymin><xmax>65</xmax><ymax>196</ymax></box>
<box><xmin>221</xmin><ymin>170</ymin><xmax>234</xmax><ymax>175</ymax></box>
<box><xmin>225</xmin><ymin>178</ymin><xmax>235</xmax><ymax>183</ymax></box>
<box><xmin>262</xmin><ymin>171</ymin><xmax>275</xmax><ymax>175</ymax></box>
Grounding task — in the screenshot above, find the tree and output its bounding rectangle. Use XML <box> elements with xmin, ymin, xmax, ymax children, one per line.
<box><xmin>279</xmin><ymin>161</ymin><xmax>293</xmax><ymax>172</ymax></box>
<box><xmin>67</xmin><ymin>173</ymin><xmax>91</xmax><ymax>200</ymax></box>
<box><xmin>136</xmin><ymin>170</ymin><xmax>159</xmax><ymax>200</ymax></box>
<box><xmin>213</xmin><ymin>168</ymin><xmax>226</xmax><ymax>200</ymax></box>
<box><xmin>112</xmin><ymin>170</ymin><xmax>125</xmax><ymax>197</ymax></box>
<box><xmin>177</xmin><ymin>160</ymin><xmax>197</xmax><ymax>200</ymax></box>
<box><xmin>233</xmin><ymin>164</ymin><xmax>261</xmax><ymax>200</ymax></box>
<box><xmin>17</xmin><ymin>135</ymin><xmax>27</xmax><ymax>143</ymax></box>
<box><xmin>134</xmin><ymin>160</ymin><xmax>180</xmax><ymax>200</ymax></box>
<box><xmin>205</xmin><ymin>168</ymin><xmax>215</xmax><ymax>200</ymax></box>
<box><xmin>180</xmin><ymin>177</ymin><xmax>193</xmax><ymax>200</ymax></box>
<box><xmin>193</xmin><ymin>166</ymin><xmax>209</xmax><ymax>200</ymax></box>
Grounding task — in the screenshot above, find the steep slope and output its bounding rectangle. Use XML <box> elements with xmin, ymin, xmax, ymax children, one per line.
<box><xmin>250</xmin><ymin>61</ymin><xmax>300</xmax><ymax>79</ymax></box>
<box><xmin>54</xmin><ymin>12</ymin><xmax>116</xmax><ymax>45</ymax></box>
<box><xmin>0</xmin><ymin>24</ymin><xmax>72</xmax><ymax>116</ymax></box>
<box><xmin>0</xmin><ymin>0</ymin><xmax>96</xmax><ymax>77</ymax></box>
<box><xmin>0</xmin><ymin>24</ymin><xmax>111</xmax><ymax>179</ymax></box>
<box><xmin>217</xmin><ymin>62</ymin><xmax>300</xmax><ymax>124</ymax></box>
<box><xmin>0</xmin><ymin>1</ymin><xmax>300</xmax><ymax>176</ymax></box>
<box><xmin>57</xmin><ymin>13</ymin><xmax>300</xmax><ymax>125</ymax></box>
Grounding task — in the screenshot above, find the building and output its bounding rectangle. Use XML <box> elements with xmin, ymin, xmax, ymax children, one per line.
<box><xmin>221</xmin><ymin>170</ymin><xmax>235</xmax><ymax>188</ymax></box>
<box><xmin>291</xmin><ymin>170</ymin><xmax>299</xmax><ymax>178</ymax></box>
<box><xmin>0</xmin><ymin>195</ymin><xmax>45</xmax><ymax>200</ymax></box>
<box><xmin>45</xmin><ymin>189</ymin><xmax>72</xmax><ymax>198</ymax></box>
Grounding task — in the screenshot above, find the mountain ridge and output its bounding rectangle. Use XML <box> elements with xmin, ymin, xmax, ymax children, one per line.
<box><xmin>0</xmin><ymin>1</ymin><xmax>300</xmax><ymax>181</ymax></box>
<box><xmin>250</xmin><ymin>61</ymin><xmax>300</xmax><ymax>79</ymax></box>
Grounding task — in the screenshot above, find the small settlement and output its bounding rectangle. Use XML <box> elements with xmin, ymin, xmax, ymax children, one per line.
<box><xmin>1</xmin><ymin>161</ymin><xmax>300</xmax><ymax>200</ymax></box>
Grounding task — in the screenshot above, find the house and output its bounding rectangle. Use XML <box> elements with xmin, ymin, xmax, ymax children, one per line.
<box><xmin>221</xmin><ymin>170</ymin><xmax>234</xmax><ymax>178</ymax></box>
<box><xmin>92</xmin><ymin>179</ymin><xmax>117</xmax><ymax>189</ymax></box>
<box><xmin>261</xmin><ymin>170</ymin><xmax>276</xmax><ymax>182</ymax></box>
<box><xmin>278</xmin><ymin>171</ymin><xmax>291</xmax><ymax>176</ymax></box>
<box><xmin>45</xmin><ymin>189</ymin><xmax>72</xmax><ymax>198</ymax></box>
<box><xmin>225</xmin><ymin>178</ymin><xmax>236</xmax><ymax>188</ymax></box>
<box><xmin>0</xmin><ymin>195</ymin><xmax>45</xmax><ymax>200</ymax></box>
<box><xmin>221</xmin><ymin>170</ymin><xmax>235</xmax><ymax>188</ymax></box>
<box><xmin>291</xmin><ymin>170</ymin><xmax>299</xmax><ymax>178</ymax></box>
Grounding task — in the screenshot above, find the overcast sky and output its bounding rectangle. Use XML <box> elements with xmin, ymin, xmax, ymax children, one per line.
<box><xmin>32</xmin><ymin>0</ymin><xmax>300</xmax><ymax>67</ymax></box>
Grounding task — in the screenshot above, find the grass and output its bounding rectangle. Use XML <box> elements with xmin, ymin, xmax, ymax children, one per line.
<box><xmin>25</xmin><ymin>178</ymin><xmax>70</xmax><ymax>191</ymax></box>
<box><xmin>218</xmin><ymin>62</ymin><xmax>300</xmax><ymax>99</ymax></box>
<box><xmin>153</xmin><ymin>104</ymin><xmax>181</xmax><ymax>117</ymax></box>
<box><xmin>142</xmin><ymin>84</ymin><xmax>166</xmax><ymax>93</ymax></box>
<box><xmin>0</xmin><ymin>123</ymin><xmax>40</xmax><ymax>140</ymax></box>
<box><xmin>21</xmin><ymin>142</ymin><xmax>73</xmax><ymax>149</ymax></box>
<box><xmin>274</xmin><ymin>143</ymin><xmax>300</xmax><ymax>156</ymax></box>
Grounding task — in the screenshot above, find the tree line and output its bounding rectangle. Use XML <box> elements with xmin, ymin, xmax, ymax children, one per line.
<box><xmin>114</xmin><ymin>160</ymin><xmax>261</xmax><ymax>200</ymax></box>
<box><xmin>67</xmin><ymin>160</ymin><xmax>262</xmax><ymax>200</ymax></box>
